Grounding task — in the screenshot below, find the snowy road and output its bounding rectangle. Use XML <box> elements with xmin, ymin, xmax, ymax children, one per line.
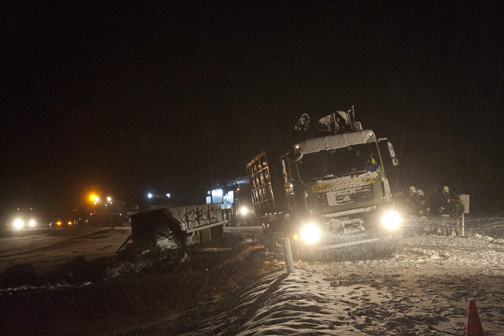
<box><xmin>132</xmin><ymin>230</ymin><xmax>504</xmax><ymax>336</ymax></box>
<box><xmin>2</xmin><ymin>222</ymin><xmax>504</xmax><ymax>335</ymax></box>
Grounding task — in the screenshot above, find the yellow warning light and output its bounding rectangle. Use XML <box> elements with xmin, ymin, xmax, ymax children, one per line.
<box><xmin>293</xmin><ymin>235</ymin><xmax>298</xmax><ymax>240</ymax></box>
<box><xmin>56</xmin><ymin>221</ymin><xmax>62</xmax><ymax>226</ymax></box>
<box><xmin>68</xmin><ymin>221</ymin><xmax>72</xmax><ymax>225</ymax></box>
<box><xmin>294</xmin><ymin>144</ymin><xmax>300</xmax><ymax>150</ymax></box>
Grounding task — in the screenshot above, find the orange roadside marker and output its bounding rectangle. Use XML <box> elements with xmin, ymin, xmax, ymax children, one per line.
<box><xmin>466</xmin><ymin>299</ymin><xmax>483</xmax><ymax>336</ymax></box>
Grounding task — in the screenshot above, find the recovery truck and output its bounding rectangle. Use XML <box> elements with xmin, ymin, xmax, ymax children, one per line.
<box><xmin>246</xmin><ymin>107</ymin><xmax>401</xmax><ymax>259</ymax></box>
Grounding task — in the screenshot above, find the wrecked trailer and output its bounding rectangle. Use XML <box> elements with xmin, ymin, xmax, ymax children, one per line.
<box><xmin>120</xmin><ymin>203</ymin><xmax>226</xmax><ymax>254</ymax></box>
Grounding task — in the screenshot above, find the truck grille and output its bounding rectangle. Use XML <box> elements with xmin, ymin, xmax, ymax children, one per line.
<box><xmin>318</xmin><ymin>184</ymin><xmax>374</xmax><ymax>207</ymax></box>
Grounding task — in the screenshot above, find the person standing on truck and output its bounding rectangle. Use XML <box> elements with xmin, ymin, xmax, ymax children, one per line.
<box><xmin>439</xmin><ymin>186</ymin><xmax>451</xmax><ymax>236</ymax></box>
<box><xmin>450</xmin><ymin>190</ymin><xmax>465</xmax><ymax>236</ymax></box>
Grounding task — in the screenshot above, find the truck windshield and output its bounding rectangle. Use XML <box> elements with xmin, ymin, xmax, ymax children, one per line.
<box><xmin>297</xmin><ymin>142</ymin><xmax>380</xmax><ymax>182</ymax></box>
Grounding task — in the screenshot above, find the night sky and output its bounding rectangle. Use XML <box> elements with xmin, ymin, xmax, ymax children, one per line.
<box><xmin>1</xmin><ymin>1</ymin><xmax>503</xmax><ymax>218</ymax></box>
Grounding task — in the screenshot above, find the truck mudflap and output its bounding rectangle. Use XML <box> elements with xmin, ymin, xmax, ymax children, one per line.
<box><xmin>292</xmin><ymin>234</ymin><xmax>399</xmax><ymax>261</ymax></box>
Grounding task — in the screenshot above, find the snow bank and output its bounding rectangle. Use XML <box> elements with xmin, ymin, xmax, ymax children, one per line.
<box><xmin>167</xmin><ymin>232</ymin><xmax>504</xmax><ymax>336</ymax></box>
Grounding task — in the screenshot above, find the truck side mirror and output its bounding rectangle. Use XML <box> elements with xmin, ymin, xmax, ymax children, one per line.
<box><xmin>378</xmin><ymin>139</ymin><xmax>399</xmax><ymax>172</ymax></box>
<box><xmin>388</xmin><ymin>142</ymin><xmax>399</xmax><ymax>167</ymax></box>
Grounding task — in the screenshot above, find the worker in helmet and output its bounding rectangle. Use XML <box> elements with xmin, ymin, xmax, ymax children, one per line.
<box><xmin>439</xmin><ymin>186</ymin><xmax>451</xmax><ymax>236</ymax></box>
<box><xmin>426</xmin><ymin>187</ymin><xmax>441</xmax><ymax>234</ymax></box>
<box><xmin>416</xmin><ymin>189</ymin><xmax>427</xmax><ymax>235</ymax></box>
<box><xmin>416</xmin><ymin>189</ymin><xmax>426</xmax><ymax>216</ymax></box>
<box><xmin>450</xmin><ymin>190</ymin><xmax>465</xmax><ymax>236</ymax></box>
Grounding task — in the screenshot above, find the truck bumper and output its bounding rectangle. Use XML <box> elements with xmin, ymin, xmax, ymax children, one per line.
<box><xmin>291</xmin><ymin>235</ymin><xmax>399</xmax><ymax>261</ymax></box>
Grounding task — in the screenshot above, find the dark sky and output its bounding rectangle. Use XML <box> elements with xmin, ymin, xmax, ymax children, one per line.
<box><xmin>1</xmin><ymin>1</ymin><xmax>503</xmax><ymax>216</ymax></box>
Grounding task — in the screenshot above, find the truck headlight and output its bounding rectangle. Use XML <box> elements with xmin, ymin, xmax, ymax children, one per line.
<box><xmin>301</xmin><ymin>223</ymin><xmax>321</xmax><ymax>243</ymax></box>
<box><xmin>29</xmin><ymin>220</ymin><xmax>36</xmax><ymax>227</ymax></box>
<box><xmin>382</xmin><ymin>211</ymin><xmax>401</xmax><ymax>230</ymax></box>
<box><xmin>13</xmin><ymin>219</ymin><xmax>24</xmax><ymax>229</ymax></box>
<box><xmin>240</xmin><ymin>206</ymin><xmax>248</xmax><ymax>215</ymax></box>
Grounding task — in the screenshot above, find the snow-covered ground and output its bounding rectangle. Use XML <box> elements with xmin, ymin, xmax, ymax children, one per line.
<box><xmin>2</xmin><ymin>221</ymin><xmax>504</xmax><ymax>335</ymax></box>
<box><xmin>130</xmin><ymin>224</ymin><xmax>504</xmax><ymax>336</ymax></box>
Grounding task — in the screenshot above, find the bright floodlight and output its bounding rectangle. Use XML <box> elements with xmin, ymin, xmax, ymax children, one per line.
<box><xmin>107</xmin><ymin>196</ymin><xmax>112</xmax><ymax>202</ymax></box>
<box><xmin>13</xmin><ymin>219</ymin><xmax>24</xmax><ymax>229</ymax></box>
<box><xmin>240</xmin><ymin>206</ymin><xmax>248</xmax><ymax>215</ymax></box>
<box><xmin>301</xmin><ymin>223</ymin><xmax>321</xmax><ymax>243</ymax></box>
<box><xmin>148</xmin><ymin>193</ymin><xmax>153</xmax><ymax>199</ymax></box>
<box><xmin>29</xmin><ymin>220</ymin><xmax>36</xmax><ymax>227</ymax></box>
<box><xmin>166</xmin><ymin>193</ymin><xmax>171</xmax><ymax>198</ymax></box>
<box><xmin>382</xmin><ymin>211</ymin><xmax>401</xmax><ymax>230</ymax></box>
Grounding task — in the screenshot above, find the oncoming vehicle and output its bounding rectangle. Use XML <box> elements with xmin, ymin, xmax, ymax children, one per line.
<box><xmin>9</xmin><ymin>207</ymin><xmax>40</xmax><ymax>230</ymax></box>
<box><xmin>246</xmin><ymin>107</ymin><xmax>401</xmax><ymax>259</ymax></box>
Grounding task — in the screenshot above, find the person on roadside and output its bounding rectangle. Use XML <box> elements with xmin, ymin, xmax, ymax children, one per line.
<box><xmin>416</xmin><ymin>189</ymin><xmax>428</xmax><ymax>235</ymax></box>
<box><xmin>426</xmin><ymin>187</ymin><xmax>441</xmax><ymax>234</ymax></box>
<box><xmin>450</xmin><ymin>190</ymin><xmax>465</xmax><ymax>236</ymax></box>
<box><xmin>439</xmin><ymin>185</ymin><xmax>451</xmax><ymax>236</ymax></box>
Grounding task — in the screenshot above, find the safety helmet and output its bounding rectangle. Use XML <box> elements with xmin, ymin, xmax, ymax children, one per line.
<box><xmin>409</xmin><ymin>186</ymin><xmax>416</xmax><ymax>193</ymax></box>
<box><xmin>417</xmin><ymin>189</ymin><xmax>424</xmax><ymax>196</ymax></box>
<box><xmin>443</xmin><ymin>186</ymin><xmax>449</xmax><ymax>193</ymax></box>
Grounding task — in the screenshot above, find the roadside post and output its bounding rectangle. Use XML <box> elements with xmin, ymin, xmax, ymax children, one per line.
<box><xmin>460</xmin><ymin>194</ymin><xmax>470</xmax><ymax>236</ymax></box>
<box><xmin>282</xmin><ymin>238</ymin><xmax>295</xmax><ymax>274</ymax></box>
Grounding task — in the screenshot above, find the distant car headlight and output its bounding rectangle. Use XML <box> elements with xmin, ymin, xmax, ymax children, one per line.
<box><xmin>13</xmin><ymin>219</ymin><xmax>24</xmax><ymax>229</ymax></box>
<box><xmin>300</xmin><ymin>223</ymin><xmax>321</xmax><ymax>243</ymax></box>
<box><xmin>29</xmin><ymin>220</ymin><xmax>36</xmax><ymax>227</ymax></box>
<box><xmin>382</xmin><ymin>211</ymin><xmax>401</xmax><ymax>230</ymax></box>
<box><xmin>239</xmin><ymin>206</ymin><xmax>248</xmax><ymax>215</ymax></box>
